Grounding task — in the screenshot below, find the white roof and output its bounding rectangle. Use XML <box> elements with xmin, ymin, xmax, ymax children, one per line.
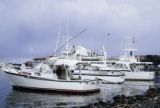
<box><xmin>54</xmin><ymin>58</ymin><xmax>79</xmax><ymax>67</ymax></box>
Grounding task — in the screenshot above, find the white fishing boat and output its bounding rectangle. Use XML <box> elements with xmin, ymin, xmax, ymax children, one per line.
<box><xmin>114</xmin><ymin>61</ymin><xmax>155</xmax><ymax>81</ymax></box>
<box><xmin>51</xmin><ymin>47</ymin><xmax>125</xmax><ymax>84</ymax></box>
<box><xmin>114</xmin><ymin>37</ymin><xmax>155</xmax><ymax>81</ymax></box>
<box><xmin>3</xmin><ymin>63</ymin><xmax>100</xmax><ymax>94</ymax></box>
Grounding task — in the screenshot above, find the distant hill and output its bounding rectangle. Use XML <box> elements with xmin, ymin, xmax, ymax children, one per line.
<box><xmin>138</xmin><ymin>55</ymin><xmax>160</xmax><ymax>67</ymax></box>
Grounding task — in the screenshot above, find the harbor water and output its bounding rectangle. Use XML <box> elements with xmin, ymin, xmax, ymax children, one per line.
<box><xmin>0</xmin><ymin>71</ymin><xmax>159</xmax><ymax>108</ymax></box>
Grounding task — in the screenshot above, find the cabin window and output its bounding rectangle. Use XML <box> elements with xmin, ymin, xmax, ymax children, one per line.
<box><xmin>14</xmin><ymin>67</ymin><xmax>21</xmax><ymax>70</ymax></box>
<box><xmin>130</xmin><ymin>63</ymin><xmax>151</xmax><ymax>72</ymax></box>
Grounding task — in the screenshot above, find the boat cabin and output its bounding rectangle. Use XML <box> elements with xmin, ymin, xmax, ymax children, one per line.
<box><xmin>114</xmin><ymin>61</ymin><xmax>153</xmax><ymax>72</ymax></box>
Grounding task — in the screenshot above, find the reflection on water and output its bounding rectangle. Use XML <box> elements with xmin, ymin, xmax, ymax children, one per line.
<box><xmin>0</xmin><ymin>72</ymin><xmax>11</xmax><ymax>108</ymax></box>
<box><xmin>123</xmin><ymin>81</ymin><xmax>154</xmax><ymax>96</ymax></box>
<box><xmin>99</xmin><ymin>84</ymin><xmax>124</xmax><ymax>102</ymax></box>
<box><xmin>5</xmin><ymin>90</ymin><xmax>100</xmax><ymax>108</ymax></box>
<box><xmin>99</xmin><ymin>80</ymin><xmax>155</xmax><ymax>102</ymax></box>
<box><xmin>0</xmin><ymin>71</ymin><xmax>159</xmax><ymax>108</ymax></box>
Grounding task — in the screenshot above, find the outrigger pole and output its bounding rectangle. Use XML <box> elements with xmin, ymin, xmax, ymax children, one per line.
<box><xmin>42</xmin><ymin>29</ymin><xmax>86</xmax><ymax>63</ymax></box>
<box><xmin>54</xmin><ymin>29</ymin><xmax>87</xmax><ymax>55</ymax></box>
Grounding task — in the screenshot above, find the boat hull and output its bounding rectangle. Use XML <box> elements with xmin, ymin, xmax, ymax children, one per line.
<box><xmin>73</xmin><ymin>70</ymin><xmax>125</xmax><ymax>84</ymax></box>
<box><xmin>4</xmin><ymin>71</ymin><xmax>100</xmax><ymax>94</ymax></box>
<box><xmin>124</xmin><ymin>71</ymin><xmax>155</xmax><ymax>81</ymax></box>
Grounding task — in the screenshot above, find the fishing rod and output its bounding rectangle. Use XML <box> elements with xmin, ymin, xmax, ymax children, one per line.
<box><xmin>54</xmin><ymin>29</ymin><xmax>87</xmax><ymax>55</ymax></box>
<box><xmin>41</xmin><ymin>29</ymin><xmax>86</xmax><ymax>64</ymax></box>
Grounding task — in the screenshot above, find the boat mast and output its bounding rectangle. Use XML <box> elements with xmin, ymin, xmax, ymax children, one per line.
<box><xmin>54</xmin><ymin>26</ymin><xmax>61</xmax><ymax>56</ymax></box>
<box><xmin>54</xmin><ymin>29</ymin><xmax>86</xmax><ymax>55</ymax></box>
<box><xmin>102</xmin><ymin>32</ymin><xmax>109</xmax><ymax>66</ymax></box>
<box><xmin>123</xmin><ymin>37</ymin><xmax>137</xmax><ymax>62</ymax></box>
<box><xmin>66</xmin><ymin>15</ymin><xmax>70</xmax><ymax>59</ymax></box>
<box><xmin>102</xmin><ymin>46</ymin><xmax>107</xmax><ymax>66</ymax></box>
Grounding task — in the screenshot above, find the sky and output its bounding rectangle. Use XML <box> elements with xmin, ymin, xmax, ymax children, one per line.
<box><xmin>0</xmin><ymin>0</ymin><xmax>160</xmax><ymax>62</ymax></box>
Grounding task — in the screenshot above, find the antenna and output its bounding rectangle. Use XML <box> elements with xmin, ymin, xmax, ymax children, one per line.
<box><xmin>102</xmin><ymin>46</ymin><xmax>107</xmax><ymax>66</ymax></box>
<box><xmin>66</xmin><ymin>16</ymin><xmax>70</xmax><ymax>59</ymax></box>
<box><xmin>54</xmin><ymin>29</ymin><xmax>87</xmax><ymax>54</ymax></box>
<box><xmin>102</xmin><ymin>46</ymin><xmax>107</xmax><ymax>59</ymax></box>
<box><xmin>121</xmin><ymin>36</ymin><xmax>138</xmax><ymax>62</ymax></box>
<box><xmin>102</xmin><ymin>33</ymin><xmax>110</xmax><ymax>57</ymax></box>
<box><xmin>123</xmin><ymin>37</ymin><xmax>137</xmax><ymax>52</ymax></box>
<box><xmin>54</xmin><ymin>26</ymin><xmax>61</xmax><ymax>56</ymax></box>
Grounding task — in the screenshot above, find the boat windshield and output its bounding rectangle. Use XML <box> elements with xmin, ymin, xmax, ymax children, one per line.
<box><xmin>75</xmin><ymin>64</ymin><xmax>85</xmax><ymax>70</ymax></box>
<box><xmin>130</xmin><ymin>63</ymin><xmax>152</xmax><ymax>72</ymax></box>
<box><xmin>75</xmin><ymin>64</ymin><xmax>100</xmax><ymax>71</ymax></box>
<box><xmin>114</xmin><ymin>63</ymin><xmax>128</xmax><ymax>70</ymax></box>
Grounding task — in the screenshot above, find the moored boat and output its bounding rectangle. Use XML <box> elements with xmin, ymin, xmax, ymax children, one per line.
<box><xmin>3</xmin><ymin>63</ymin><xmax>100</xmax><ymax>94</ymax></box>
<box><xmin>53</xmin><ymin>46</ymin><xmax>125</xmax><ymax>84</ymax></box>
<box><xmin>114</xmin><ymin>61</ymin><xmax>155</xmax><ymax>81</ymax></box>
<box><xmin>114</xmin><ymin>37</ymin><xmax>155</xmax><ymax>81</ymax></box>
<box><xmin>73</xmin><ymin>62</ymin><xmax>125</xmax><ymax>84</ymax></box>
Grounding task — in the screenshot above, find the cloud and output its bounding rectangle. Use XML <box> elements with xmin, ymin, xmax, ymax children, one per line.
<box><xmin>0</xmin><ymin>0</ymin><xmax>160</xmax><ymax>62</ymax></box>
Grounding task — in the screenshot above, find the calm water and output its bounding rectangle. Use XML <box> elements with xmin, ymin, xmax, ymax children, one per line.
<box><xmin>0</xmin><ymin>71</ymin><xmax>158</xmax><ymax>108</ymax></box>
